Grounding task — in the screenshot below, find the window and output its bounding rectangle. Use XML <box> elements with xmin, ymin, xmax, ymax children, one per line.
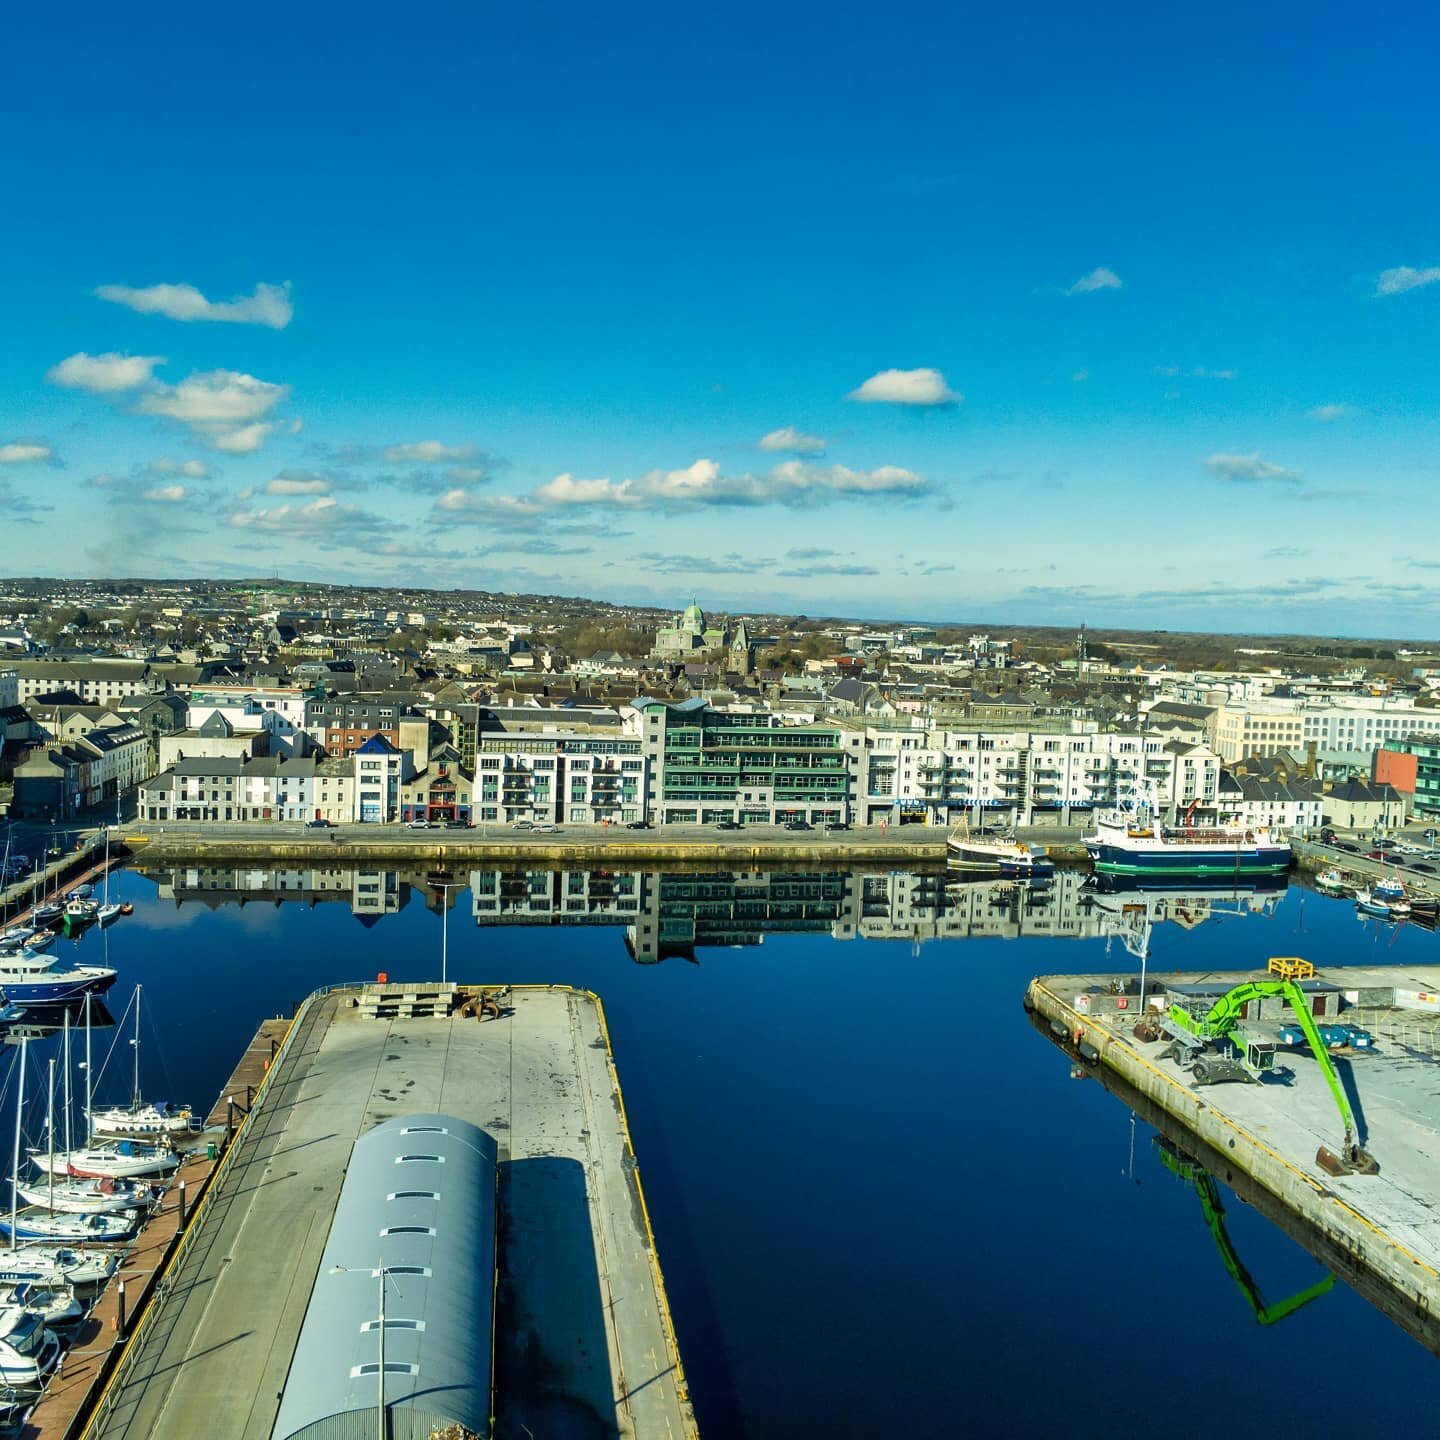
<box><xmin>350</xmin><ymin>1362</ymin><xmax>419</xmax><ymax>1377</ymax></box>
<box><xmin>394</xmin><ymin>1154</ymin><xmax>445</xmax><ymax>1164</ymax></box>
<box><xmin>388</xmin><ymin>1190</ymin><xmax>440</xmax><ymax>1201</ymax></box>
<box><xmin>400</xmin><ymin>1124</ymin><xmax>447</xmax><ymax>1135</ymax></box>
<box><xmin>379</xmin><ymin>1225</ymin><xmax>435</xmax><ymax>1236</ymax></box>
<box><xmin>360</xmin><ymin>1319</ymin><xmax>426</xmax><ymax>1333</ymax></box>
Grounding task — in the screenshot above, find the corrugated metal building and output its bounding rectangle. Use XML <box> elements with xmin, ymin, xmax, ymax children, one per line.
<box><xmin>270</xmin><ymin>1113</ymin><xmax>497</xmax><ymax>1440</ymax></box>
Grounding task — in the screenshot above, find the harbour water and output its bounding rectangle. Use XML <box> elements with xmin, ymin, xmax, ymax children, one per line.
<box><xmin>9</xmin><ymin>863</ymin><xmax>1439</xmax><ymax>1437</ymax></box>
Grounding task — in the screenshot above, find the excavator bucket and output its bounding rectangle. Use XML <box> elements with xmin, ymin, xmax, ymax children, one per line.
<box><xmin>1316</xmin><ymin>1145</ymin><xmax>1381</xmax><ymax>1177</ymax></box>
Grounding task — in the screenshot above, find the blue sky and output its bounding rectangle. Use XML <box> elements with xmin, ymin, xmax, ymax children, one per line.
<box><xmin>4</xmin><ymin>2</ymin><xmax>1440</xmax><ymax>636</ymax></box>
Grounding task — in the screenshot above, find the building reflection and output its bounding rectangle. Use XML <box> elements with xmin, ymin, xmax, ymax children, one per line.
<box><xmin>138</xmin><ymin>863</ymin><xmax>1288</xmax><ymax>961</ymax></box>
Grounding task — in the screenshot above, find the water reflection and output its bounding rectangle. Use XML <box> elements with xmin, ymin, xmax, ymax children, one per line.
<box><xmin>138</xmin><ymin>863</ymin><xmax>1290</xmax><ymax>962</ymax></box>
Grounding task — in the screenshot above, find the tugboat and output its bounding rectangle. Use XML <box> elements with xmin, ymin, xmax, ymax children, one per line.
<box><xmin>947</xmin><ymin>828</ymin><xmax>1055</xmax><ymax>879</ymax></box>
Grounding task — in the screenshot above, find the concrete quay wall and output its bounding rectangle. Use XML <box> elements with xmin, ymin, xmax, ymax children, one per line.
<box><xmin>1024</xmin><ymin>975</ymin><xmax>1440</xmax><ymax>1330</ymax></box>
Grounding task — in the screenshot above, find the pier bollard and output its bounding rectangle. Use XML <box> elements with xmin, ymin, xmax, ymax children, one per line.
<box><xmin>226</xmin><ymin>1096</ymin><xmax>236</xmax><ymax>1137</ymax></box>
<box><xmin>114</xmin><ymin>1280</ymin><xmax>127</xmax><ymax>1339</ymax></box>
<box><xmin>177</xmin><ymin>1178</ymin><xmax>187</xmax><ymax>1230</ymax></box>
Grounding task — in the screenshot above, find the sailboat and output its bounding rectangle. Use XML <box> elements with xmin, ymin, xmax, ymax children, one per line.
<box><xmin>30</xmin><ymin>993</ymin><xmax>178</xmax><ymax>1182</ymax></box>
<box><xmin>91</xmin><ymin>988</ymin><xmax>193</xmax><ymax>1140</ymax></box>
<box><xmin>0</xmin><ymin>1281</ymin><xmax>82</xmax><ymax>1332</ymax></box>
<box><xmin>7</xmin><ymin>1055</ymin><xmax>137</xmax><ymax>1244</ymax></box>
<box><xmin>96</xmin><ymin>833</ymin><xmax>122</xmax><ymax>928</ymax></box>
<box><xmin>0</xmin><ymin>1307</ymin><xmax>62</xmax><ymax>1390</ymax></box>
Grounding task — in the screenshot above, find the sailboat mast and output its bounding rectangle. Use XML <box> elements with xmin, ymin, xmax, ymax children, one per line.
<box><xmin>132</xmin><ymin>988</ymin><xmax>142</xmax><ymax>1110</ymax></box>
<box><xmin>63</xmin><ymin>1011</ymin><xmax>72</xmax><ymax>1156</ymax></box>
<box><xmin>46</xmin><ymin>1059</ymin><xmax>55</xmax><ymax>1214</ymax></box>
<box><xmin>84</xmin><ymin>991</ymin><xmax>93</xmax><ymax>1143</ymax></box>
<box><xmin>10</xmin><ymin>1038</ymin><xmax>25</xmax><ymax>1239</ymax></box>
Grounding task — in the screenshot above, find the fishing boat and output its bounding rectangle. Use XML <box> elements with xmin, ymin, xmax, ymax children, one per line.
<box><xmin>947</xmin><ymin>827</ymin><xmax>1055</xmax><ymax>878</ymax></box>
<box><xmin>1084</xmin><ymin>781</ymin><xmax>1291</xmax><ymax>878</ymax></box>
<box><xmin>0</xmin><ymin>1280</ymin><xmax>82</xmax><ymax>1331</ymax></box>
<box><xmin>0</xmin><ymin>950</ymin><xmax>115</xmax><ymax>1004</ymax></box>
<box><xmin>90</xmin><ymin>989</ymin><xmax>193</xmax><ymax>1140</ymax></box>
<box><xmin>1373</xmin><ymin>874</ymin><xmax>1406</xmax><ymax>902</ymax></box>
<box><xmin>0</xmin><ymin>1307</ymin><xmax>62</xmax><ymax>1390</ymax></box>
<box><xmin>30</xmin><ymin>903</ymin><xmax>62</xmax><ymax>926</ymax></box>
<box><xmin>0</xmin><ymin>1248</ymin><xmax>117</xmax><ymax>1292</ymax></box>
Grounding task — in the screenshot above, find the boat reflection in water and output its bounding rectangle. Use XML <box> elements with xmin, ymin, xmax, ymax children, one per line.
<box><xmin>0</xmin><ymin>999</ymin><xmax>115</xmax><ymax>1046</ymax></box>
<box><xmin>139</xmin><ymin>863</ymin><xmax>1290</xmax><ymax>964</ymax></box>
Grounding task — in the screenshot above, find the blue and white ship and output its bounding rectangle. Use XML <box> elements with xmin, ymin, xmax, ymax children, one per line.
<box><xmin>1084</xmin><ymin>783</ymin><xmax>1291</xmax><ymax>879</ymax></box>
<box><xmin>0</xmin><ymin>949</ymin><xmax>115</xmax><ymax>1004</ymax></box>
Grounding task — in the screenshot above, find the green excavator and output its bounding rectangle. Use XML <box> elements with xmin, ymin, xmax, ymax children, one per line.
<box><xmin>1158</xmin><ymin>1141</ymin><xmax>1336</xmax><ymax>1324</ymax></box>
<box><xmin>1161</xmin><ymin>964</ymin><xmax>1378</xmax><ymax>1175</ymax></box>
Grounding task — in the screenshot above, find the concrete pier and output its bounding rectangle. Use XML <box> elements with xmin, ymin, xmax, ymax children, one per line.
<box><xmin>77</xmin><ymin>984</ymin><xmax>696</xmax><ymax>1440</ymax></box>
<box><xmin>1025</xmin><ymin>963</ymin><xmax>1440</xmax><ymax>1347</ymax></box>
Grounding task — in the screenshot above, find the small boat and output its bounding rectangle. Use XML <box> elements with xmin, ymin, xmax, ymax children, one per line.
<box><xmin>119</xmin><ymin>903</ymin><xmax>133</xmax><ymax>916</ymax></box>
<box><xmin>0</xmin><ymin>1307</ymin><xmax>61</xmax><ymax>1389</ymax></box>
<box><xmin>30</xmin><ymin>904</ymin><xmax>62</xmax><ymax>926</ymax></box>
<box><xmin>15</xmin><ymin>1176</ymin><xmax>150</xmax><ymax>1216</ymax></box>
<box><xmin>96</xmin><ymin>903</ymin><xmax>122</xmax><ymax>927</ymax></box>
<box><xmin>1355</xmin><ymin>888</ymin><xmax>1409</xmax><ymax>919</ymax></box>
<box><xmin>1315</xmin><ymin>867</ymin><xmax>1349</xmax><ymax>895</ymax></box>
<box><xmin>947</xmin><ymin>831</ymin><xmax>1056</xmax><ymax>878</ymax></box>
<box><xmin>65</xmin><ymin>886</ymin><xmax>94</xmax><ymax>902</ymax></box>
<box><xmin>1373</xmin><ymin>875</ymin><xmax>1406</xmax><ymax>902</ymax></box>
<box><xmin>63</xmin><ymin>898</ymin><xmax>98</xmax><ymax>924</ymax></box>
<box><xmin>0</xmin><ymin>929</ymin><xmax>40</xmax><ymax>953</ymax></box>
<box><xmin>0</xmin><ymin>1208</ymin><xmax>138</xmax><ymax>1244</ymax></box>
<box><xmin>29</xmin><ymin>1139</ymin><xmax>178</xmax><ymax>1182</ymax></box>
<box><xmin>0</xmin><ymin>1281</ymin><xmax>83</xmax><ymax>1331</ymax></box>
<box><xmin>92</xmin><ymin>1101</ymin><xmax>194</xmax><ymax>1141</ymax></box>
<box><xmin>0</xmin><ymin>950</ymin><xmax>115</xmax><ymax>1004</ymax></box>
<box><xmin>0</xmin><ymin>1247</ymin><xmax>117</xmax><ymax>1292</ymax></box>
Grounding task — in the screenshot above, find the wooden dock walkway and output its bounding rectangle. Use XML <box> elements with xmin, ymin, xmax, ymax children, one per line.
<box><xmin>17</xmin><ymin>1016</ymin><xmax>292</xmax><ymax>1440</ymax></box>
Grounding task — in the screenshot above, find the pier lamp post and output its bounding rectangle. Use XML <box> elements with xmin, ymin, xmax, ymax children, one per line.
<box><xmin>437</xmin><ymin>882</ymin><xmax>452</xmax><ymax>985</ymax></box>
<box><xmin>329</xmin><ymin>1259</ymin><xmax>388</xmax><ymax>1440</ymax></box>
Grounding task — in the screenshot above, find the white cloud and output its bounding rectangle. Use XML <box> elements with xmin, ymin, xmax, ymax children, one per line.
<box><xmin>134</xmin><ymin>369</ymin><xmax>294</xmax><ymax>452</ymax></box>
<box><xmin>537</xmin><ymin>472</ymin><xmax>645</xmax><ymax>506</ymax></box>
<box><xmin>847</xmin><ymin>367</ymin><xmax>959</xmax><ymax>406</ymax></box>
<box><xmin>445</xmin><ymin>465</ymin><xmax>491</xmax><ymax>484</ymax></box>
<box><xmin>144</xmin><ymin>484</ymin><xmax>187</xmax><ymax>503</ymax></box>
<box><xmin>0</xmin><ymin>441</ymin><xmax>55</xmax><ymax>465</ymax></box>
<box><xmin>146</xmin><ymin>457</ymin><xmax>211</xmax><ymax>478</ymax></box>
<box><xmin>46</xmin><ymin>351</ymin><xmax>164</xmax><ymax>393</ymax></box>
<box><xmin>1308</xmin><ymin>403</ymin><xmax>1358</xmax><ymax>422</ymax></box>
<box><xmin>758</xmin><ymin>426</ymin><xmax>826</xmax><ymax>454</ymax></box>
<box><xmin>435</xmin><ymin>491</ymin><xmax>546</xmax><ymax>521</ymax></box>
<box><xmin>380</xmin><ymin>440</ymin><xmax>478</xmax><ymax>464</ymax></box>
<box><xmin>265</xmin><ymin>474</ymin><xmax>332</xmax><ymax>496</ymax></box>
<box><xmin>95</xmin><ymin>280</ymin><xmax>293</xmax><ymax>328</ymax></box>
<box><xmin>1066</xmin><ymin>266</ymin><xmax>1123</xmax><ymax>295</ymax></box>
<box><xmin>230</xmin><ymin>495</ymin><xmax>379</xmax><ymax>534</ymax></box>
<box><xmin>1376</xmin><ymin>266</ymin><xmax>1440</xmax><ymax>296</ymax></box>
<box><xmin>1204</xmin><ymin>452</ymin><xmax>1300</xmax><ymax>484</ymax></box>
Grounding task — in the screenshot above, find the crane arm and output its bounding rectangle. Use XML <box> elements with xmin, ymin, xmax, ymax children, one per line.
<box><xmin>1168</xmin><ymin>975</ymin><xmax>1361</xmax><ymax>1158</ymax></box>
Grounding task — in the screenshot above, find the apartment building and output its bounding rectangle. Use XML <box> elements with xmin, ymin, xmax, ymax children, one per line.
<box><xmin>139</xmin><ymin>753</ymin><xmax>356</xmax><ymax>823</ymax></box>
<box><xmin>633</xmin><ymin>698</ymin><xmax>861</xmax><ymax>826</ymax></box>
<box><xmin>474</xmin><ymin>731</ymin><xmax>646</xmax><ymax>825</ymax></box>
<box><xmin>12</xmin><ymin>660</ymin><xmax>158</xmax><ymax>706</ymax></box>
<box><xmin>1209</xmin><ymin>704</ymin><xmax>1306</xmax><ymax>763</ymax></box>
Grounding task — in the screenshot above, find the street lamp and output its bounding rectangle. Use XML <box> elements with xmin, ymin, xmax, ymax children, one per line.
<box><xmin>330</xmin><ymin>1259</ymin><xmax>389</xmax><ymax>1440</ymax></box>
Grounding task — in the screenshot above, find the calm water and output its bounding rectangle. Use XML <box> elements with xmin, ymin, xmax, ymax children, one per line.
<box><xmin>10</xmin><ymin>864</ymin><xmax>1438</xmax><ymax>1437</ymax></box>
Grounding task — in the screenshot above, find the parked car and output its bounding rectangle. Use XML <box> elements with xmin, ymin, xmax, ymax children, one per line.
<box><xmin>1364</xmin><ymin>849</ymin><xmax>1386</xmax><ymax>860</ymax></box>
<box><xmin>511</xmin><ymin>820</ymin><xmax>535</xmax><ymax>830</ymax></box>
<box><xmin>1414</xmin><ymin>863</ymin><xmax>1437</xmax><ymax>874</ymax></box>
<box><xmin>1334</xmin><ymin>841</ymin><xmax>1358</xmax><ymax>853</ymax></box>
<box><xmin>533</xmin><ymin>822</ymin><xmax>559</xmax><ymax>833</ymax></box>
<box><xmin>784</xmin><ymin>819</ymin><xmax>813</xmax><ymax>832</ymax></box>
<box><xmin>626</xmin><ymin>820</ymin><xmax>652</xmax><ymax>829</ymax></box>
<box><xmin>714</xmin><ymin>820</ymin><xmax>740</xmax><ymax>831</ymax></box>
<box><xmin>406</xmin><ymin>819</ymin><xmax>432</xmax><ymax>829</ymax></box>
<box><xmin>827</xmin><ymin>821</ymin><xmax>850</xmax><ymax>831</ymax></box>
<box><xmin>304</xmin><ymin>818</ymin><xmax>332</xmax><ymax>829</ymax></box>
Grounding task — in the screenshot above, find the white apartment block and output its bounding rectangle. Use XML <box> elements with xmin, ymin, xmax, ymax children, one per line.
<box><xmin>1300</xmin><ymin>702</ymin><xmax>1435</xmax><ymax>753</ymax></box>
<box><xmin>859</xmin><ymin>728</ymin><xmax>1221</xmax><ymax>826</ymax></box>
<box><xmin>473</xmin><ymin>732</ymin><xmax>647</xmax><ymax>825</ymax></box>
<box><xmin>1209</xmin><ymin>704</ymin><xmax>1307</xmax><ymax>763</ymax></box>
<box><xmin>0</xmin><ymin>669</ymin><xmax>16</xmax><ymax>709</ymax></box>
<box><xmin>13</xmin><ymin>660</ymin><xmax>158</xmax><ymax>706</ymax></box>
<box><xmin>1209</xmin><ymin>698</ymin><xmax>1434</xmax><ymax>763</ymax></box>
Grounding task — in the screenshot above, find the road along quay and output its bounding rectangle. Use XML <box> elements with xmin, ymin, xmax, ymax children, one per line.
<box><xmin>76</xmin><ymin>981</ymin><xmax>696</xmax><ymax>1440</ymax></box>
<box><xmin>1026</xmin><ymin>961</ymin><xmax>1440</xmax><ymax>1352</ymax></box>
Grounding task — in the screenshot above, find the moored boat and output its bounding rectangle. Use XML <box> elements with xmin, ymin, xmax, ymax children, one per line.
<box><xmin>1315</xmin><ymin>867</ymin><xmax>1349</xmax><ymax>894</ymax></box>
<box><xmin>15</xmin><ymin>1176</ymin><xmax>150</xmax><ymax>1216</ymax></box>
<box><xmin>0</xmin><ymin>1281</ymin><xmax>83</xmax><ymax>1331</ymax></box>
<box><xmin>0</xmin><ymin>1307</ymin><xmax>61</xmax><ymax>1389</ymax></box>
<box><xmin>0</xmin><ymin>951</ymin><xmax>115</xmax><ymax>1005</ymax></box>
<box><xmin>947</xmin><ymin>831</ymin><xmax>1055</xmax><ymax>878</ymax></box>
<box><xmin>92</xmin><ymin>1100</ymin><xmax>194</xmax><ymax>1140</ymax></box>
<box><xmin>1355</xmin><ymin>888</ymin><xmax>1409</xmax><ymax>919</ymax></box>
<box><xmin>0</xmin><ymin>1207</ymin><xmax>138</xmax><ymax>1244</ymax></box>
<box><xmin>0</xmin><ymin>1248</ymin><xmax>117</xmax><ymax>1292</ymax></box>
<box><xmin>29</xmin><ymin>1139</ymin><xmax>178</xmax><ymax>1182</ymax></box>
<box><xmin>1083</xmin><ymin>782</ymin><xmax>1291</xmax><ymax>878</ymax></box>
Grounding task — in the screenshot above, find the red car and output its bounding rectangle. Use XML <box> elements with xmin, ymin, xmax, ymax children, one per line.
<box><xmin>1364</xmin><ymin>849</ymin><xmax>1386</xmax><ymax>860</ymax></box>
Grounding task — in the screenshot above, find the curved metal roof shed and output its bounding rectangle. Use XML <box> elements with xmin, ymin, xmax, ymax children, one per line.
<box><xmin>270</xmin><ymin>1113</ymin><xmax>498</xmax><ymax>1440</ymax></box>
